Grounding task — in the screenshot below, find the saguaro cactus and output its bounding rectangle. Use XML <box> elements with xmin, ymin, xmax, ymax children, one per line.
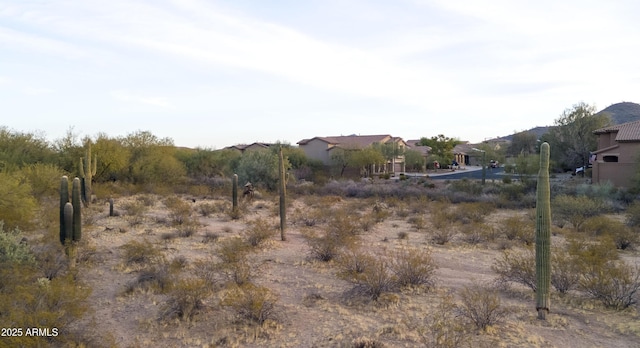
<box><xmin>60</xmin><ymin>176</ymin><xmax>70</xmax><ymax>246</ymax></box>
<box><xmin>232</xmin><ymin>174</ymin><xmax>238</xmax><ymax>212</ymax></box>
<box><xmin>278</xmin><ymin>147</ymin><xmax>287</xmax><ymax>241</ymax></box>
<box><xmin>59</xmin><ymin>176</ymin><xmax>83</xmax><ymax>268</ymax></box>
<box><xmin>79</xmin><ymin>140</ymin><xmax>97</xmax><ymax>205</ymax></box>
<box><xmin>535</xmin><ymin>142</ymin><xmax>551</xmax><ymax>320</ymax></box>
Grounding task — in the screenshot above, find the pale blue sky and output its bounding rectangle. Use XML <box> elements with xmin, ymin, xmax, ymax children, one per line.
<box><xmin>1</xmin><ymin>0</ymin><xmax>639</xmax><ymax>148</ymax></box>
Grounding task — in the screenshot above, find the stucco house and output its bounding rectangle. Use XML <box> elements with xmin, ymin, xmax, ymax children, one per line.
<box><xmin>297</xmin><ymin>134</ymin><xmax>407</xmax><ymax>173</ymax></box>
<box><xmin>592</xmin><ymin>120</ymin><xmax>640</xmax><ymax>187</ymax></box>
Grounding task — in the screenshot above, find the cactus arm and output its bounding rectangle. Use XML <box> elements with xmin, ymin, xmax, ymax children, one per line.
<box><xmin>535</xmin><ymin>142</ymin><xmax>551</xmax><ymax>319</ymax></box>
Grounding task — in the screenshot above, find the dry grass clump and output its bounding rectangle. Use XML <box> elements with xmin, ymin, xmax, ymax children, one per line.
<box><xmin>202</xmin><ymin>231</ymin><xmax>220</xmax><ymax>244</ymax></box>
<box><xmin>120</xmin><ymin>239</ymin><xmax>165</xmax><ymax>267</ymax></box>
<box><xmin>121</xmin><ymin>200</ymin><xmax>148</xmax><ymax>226</ymax></box>
<box><xmin>216</xmin><ymin>237</ymin><xmax>252</xmax><ymax>285</ymax></box>
<box><xmin>497</xmin><ymin>216</ymin><xmax>534</xmax><ymax>245</ymax></box>
<box><xmin>492</xmin><ymin>248</ymin><xmax>536</xmax><ymax>291</ymax></box>
<box><xmin>457</xmin><ymin>282</ymin><xmax>509</xmax><ymax>331</ymax></box>
<box><xmin>460</xmin><ymin>222</ymin><xmax>495</xmax><ymax>245</ymax></box>
<box><xmin>222</xmin><ymin>283</ymin><xmax>279</xmax><ymax>325</ymax></box>
<box><xmin>452</xmin><ymin>202</ymin><xmax>496</xmax><ymax>224</ymax></box>
<box><xmin>124</xmin><ymin>263</ymin><xmax>171</xmax><ymax>295</ymax></box>
<box><xmin>407</xmin><ymin>215</ymin><xmax>427</xmax><ymax>230</ymax></box>
<box><xmin>344</xmin><ymin>255</ymin><xmax>396</xmax><ymax>301</ymax></box>
<box><xmin>164</xmin><ymin>195</ymin><xmax>194</xmax><ymax>225</ymax></box>
<box><xmin>389</xmin><ymin>247</ymin><xmax>438</xmax><ymax>288</ymax></box>
<box><xmin>351</xmin><ymin>336</ymin><xmax>386</xmax><ymax>348</ymax></box>
<box><xmin>420</xmin><ymin>292</ymin><xmax>468</xmax><ymax>348</ymax></box>
<box><xmin>243</xmin><ymin>218</ymin><xmax>276</xmax><ymax>247</ymax></box>
<box><xmin>160</xmin><ymin>278</ymin><xmax>211</xmax><ymax>321</ymax></box>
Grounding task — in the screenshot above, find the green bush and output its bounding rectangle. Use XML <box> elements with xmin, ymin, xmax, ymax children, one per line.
<box><xmin>0</xmin><ymin>222</ymin><xmax>35</xmax><ymax>265</ymax></box>
<box><xmin>120</xmin><ymin>239</ymin><xmax>165</xmax><ymax>267</ymax></box>
<box><xmin>497</xmin><ymin>216</ymin><xmax>534</xmax><ymax>245</ymax></box>
<box><xmin>625</xmin><ymin>201</ymin><xmax>640</xmax><ymax>227</ymax></box>
<box><xmin>19</xmin><ymin>163</ymin><xmax>66</xmax><ymax>200</ymax></box>
<box><xmin>0</xmin><ymin>172</ymin><xmax>37</xmax><ymax>230</ymax></box>
<box><xmin>164</xmin><ymin>196</ymin><xmax>193</xmax><ymax>225</ymax></box>
<box><xmin>552</xmin><ymin>194</ymin><xmax>603</xmax><ymax>231</ymax></box>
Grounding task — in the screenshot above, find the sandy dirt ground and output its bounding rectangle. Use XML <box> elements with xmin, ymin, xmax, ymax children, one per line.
<box><xmin>66</xmin><ymin>189</ymin><xmax>640</xmax><ymax>348</ymax></box>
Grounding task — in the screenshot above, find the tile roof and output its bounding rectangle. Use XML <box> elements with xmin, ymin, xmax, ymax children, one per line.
<box><xmin>298</xmin><ymin>134</ymin><xmax>394</xmax><ymax>148</ymax></box>
<box><xmin>594</xmin><ymin>120</ymin><xmax>640</xmax><ymax>142</ymax></box>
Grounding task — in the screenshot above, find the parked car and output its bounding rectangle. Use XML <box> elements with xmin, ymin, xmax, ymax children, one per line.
<box><xmin>489</xmin><ymin>160</ymin><xmax>499</xmax><ymax>168</ymax></box>
<box><xmin>574</xmin><ymin>164</ymin><xmax>592</xmax><ymax>175</ymax></box>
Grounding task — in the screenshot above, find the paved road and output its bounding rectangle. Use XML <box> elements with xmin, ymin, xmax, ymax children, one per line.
<box><xmin>429</xmin><ymin>167</ymin><xmax>505</xmax><ymax>180</ymax></box>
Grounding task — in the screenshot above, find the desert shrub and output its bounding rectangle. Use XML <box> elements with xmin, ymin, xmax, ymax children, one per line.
<box><xmin>121</xmin><ymin>200</ymin><xmax>148</xmax><ymax>226</ymax></box>
<box><xmin>430</xmin><ymin>209</ymin><xmax>456</xmax><ymax>231</ymax></box>
<box><xmin>337</xmin><ymin>249</ymin><xmax>377</xmax><ymax>279</ymax></box>
<box><xmin>567</xmin><ymin>237</ymin><xmax>619</xmax><ymax>269</ymax></box>
<box><xmin>389</xmin><ymin>248</ymin><xmax>437</xmax><ymax>288</ymax></box>
<box><xmin>0</xmin><ymin>172</ymin><xmax>37</xmax><ymax>230</ymax></box>
<box><xmin>371</xmin><ymin>201</ymin><xmax>391</xmax><ymax>222</ymax></box>
<box><xmin>136</xmin><ymin>194</ymin><xmax>157</xmax><ymax>207</ymax></box>
<box><xmin>345</xmin><ymin>256</ymin><xmax>396</xmax><ymax>301</ymax></box>
<box><xmin>397</xmin><ymin>231</ymin><xmax>409</xmax><ymax>240</ymax></box>
<box><xmin>460</xmin><ymin>222</ymin><xmax>495</xmax><ymax>244</ymax></box>
<box><xmin>0</xmin><ymin>272</ymin><xmax>89</xmax><ymax>347</ymax></box>
<box><xmin>625</xmin><ymin>201</ymin><xmax>640</xmax><ymax>227</ymax></box>
<box><xmin>452</xmin><ymin>202</ymin><xmax>495</xmax><ymax>224</ymax></box>
<box><xmin>421</xmin><ymin>292</ymin><xmax>468</xmax><ymax>348</ymax></box>
<box><xmin>197</xmin><ymin>202</ymin><xmax>218</xmax><ymax>217</ymax></box>
<box><xmin>579</xmin><ymin>261</ymin><xmax>640</xmax><ymax>309</ymax></box>
<box><xmin>164</xmin><ymin>196</ymin><xmax>193</xmax><ymax>225</ymax></box>
<box><xmin>498</xmin><ymin>183</ymin><xmax>527</xmax><ymax>202</ymax></box>
<box><xmin>431</xmin><ymin>226</ymin><xmax>456</xmax><ymax>245</ymax></box>
<box><xmin>552</xmin><ymin>194</ymin><xmax>604</xmax><ymax>231</ymax></box>
<box><xmin>305</xmin><ymin>231</ymin><xmax>348</xmax><ymax>262</ymax></box>
<box><xmin>328</xmin><ymin>209</ymin><xmax>362</xmax><ymax>237</ymax></box>
<box><xmin>583</xmin><ymin>216</ymin><xmax>639</xmax><ymax>250</ymax></box>
<box><xmin>202</xmin><ymin>231</ymin><xmax>219</xmax><ymax>244</ymax></box>
<box><xmin>351</xmin><ymin>337</ymin><xmax>386</xmax><ymax>348</ymax></box>
<box><xmin>0</xmin><ymin>222</ymin><xmax>35</xmax><ymax>265</ymax></box>
<box><xmin>550</xmin><ymin>250</ymin><xmax>581</xmax><ymax>294</ymax></box>
<box><xmin>216</xmin><ymin>237</ymin><xmax>252</xmax><ymax>285</ymax></box>
<box><xmin>243</xmin><ymin>218</ymin><xmax>276</xmax><ymax>247</ymax></box>
<box><xmin>449</xmin><ymin>178</ymin><xmax>482</xmax><ymax>195</ymax></box>
<box><xmin>457</xmin><ymin>282</ymin><xmax>508</xmax><ymax>330</ymax></box>
<box><xmin>120</xmin><ymin>239</ymin><xmax>165</xmax><ymax>266</ymax></box>
<box><xmin>160</xmin><ymin>278</ymin><xmax>211</xmax><ymax>321</ymax></box>
<box><xmin>176</xmin><ymin>222</ymin><xmax>199</xmax><ymax>237</ymax></box>
<box><xmin>124</xmin><ymin>264</ymin><xmax>171</xmax><ymax>294</ymax></box>
<box><xmin>497</xmin><ymin>216</ymin><xmax>534</xmax><ymax>245</ymax></box>
<box><xmin>222</xmin><ymin>283</ymin><xmax>278</xmax><ymax>324</ymax></box>
<box><xmin>19</xmin><ymin>163</ymin><xmax>66</xmax><ymax>200</ymax></box>
<box><xmin>492</xmin><ymin>248</ymin><xmax>536</xmax><ymax>291</ymax></box>
<box><xmin>34</xmin><ymin>244</ymin><xmax>66</xmax><ymax>280</ymax></box>
<box><xmin>407</xmin><ymin>215</ymin><xmax>427</xmax><ymax>230</ymax></box>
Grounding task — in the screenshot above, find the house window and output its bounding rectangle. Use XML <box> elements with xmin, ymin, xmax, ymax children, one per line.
<box><xmin>603</xmin><ymin>155</ymin><xmax>618</xmax><ymax>163</ymax></box>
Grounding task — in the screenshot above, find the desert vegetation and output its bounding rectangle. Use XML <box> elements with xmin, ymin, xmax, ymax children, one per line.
<box><xmin>1</xmin><ymin>127</ymin><xmax>639</xmax><ymax>347</ymax></box>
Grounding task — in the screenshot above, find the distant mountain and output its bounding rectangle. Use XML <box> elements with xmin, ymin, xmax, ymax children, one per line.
<box><xmin>599</xmin><ymin>102</ymin><xmax>640</xmax><ymax>125</ymax></box>
<box><xmin>490</xmin><ymin>102</ymin><xmax>640</xmax><ymax>142</ymax></box>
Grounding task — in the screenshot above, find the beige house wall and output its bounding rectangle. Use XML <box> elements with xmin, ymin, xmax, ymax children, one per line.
<box><xmin>593</xmin><ymin>142</ymin><xmax>640</xmax><ymax>187</ymax></box>
<box><xmin>299</xmin><ymin>139</ymin><xmax>333</xmax><ymax>164</ymax></box>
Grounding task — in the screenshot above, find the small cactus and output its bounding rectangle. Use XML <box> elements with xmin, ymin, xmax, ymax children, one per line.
<box><xmin>109</xmin><ymin>198</ymin><xmax>114</xmax><ymax>217</ymax></box>
<box><xmin>535</xmin><ymin>142</ymin><xmax>551</xmax><ymax>320</ymax></box>
<box><xmin>278</xmin><ymin>147</ymin><xmax>287</xmax><ymax>241</ymax></box>
<box><xmin>60</xmin><ymin>176</ymin><xmax>83</xmax><ymax>269</ymax></box>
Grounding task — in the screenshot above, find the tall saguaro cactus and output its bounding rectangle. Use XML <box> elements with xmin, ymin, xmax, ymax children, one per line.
<box><xmin>60</xmin><ymin>176</ymin><xmax>83</xmax><ymax>268</ymax></box>
<box><xmin>60</xmin><ymin>176</ymin><xmax>70</xmax><ymax>246</ymax></box>
<box><xmin>278</xmin><ymin>147</ymin><xmax>287</xmax><ymax>241</ymax></box>
<box><xmin>79</xmin><ymin>140</ymin><xmax>97</xmax><ymax>205</ymax></box>
<box><xmin>535</xmin><ymin>142</ymin><xmax>551</xmax><ymax>320</ymax></box>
